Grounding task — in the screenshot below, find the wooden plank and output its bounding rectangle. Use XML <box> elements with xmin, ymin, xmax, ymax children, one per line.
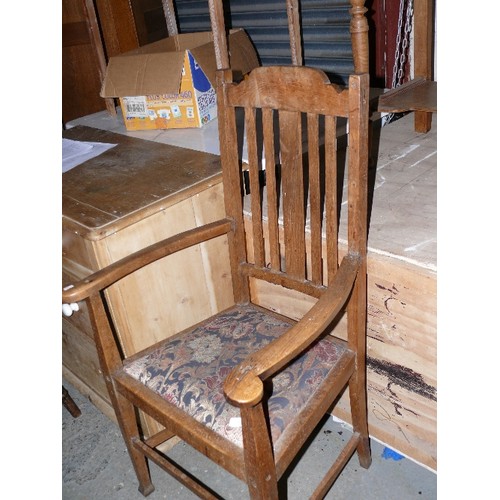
<box><xmin>378</xmin><ymin>78</ymin><xmax>437</xmax><ymax>113</ymax></box>
<box><xmin>340</xmin><ymin>113</ymin><xmax>436</xmax><ymax>269</ymax></box>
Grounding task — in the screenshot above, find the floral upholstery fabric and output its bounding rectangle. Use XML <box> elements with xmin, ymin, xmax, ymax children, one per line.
<box><xmin>124</xmin><ymin>304</ymin><xmax>348</xmax><ymax>449</ymax></box>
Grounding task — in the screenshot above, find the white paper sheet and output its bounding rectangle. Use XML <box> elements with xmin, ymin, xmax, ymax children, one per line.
<box><xmin>62</xmin><ymin>138</ymin><xmax>117</xmax><ymax>173</ymax></box>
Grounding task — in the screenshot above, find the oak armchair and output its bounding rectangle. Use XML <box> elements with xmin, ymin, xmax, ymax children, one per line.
<box><xmin>62</xmin><ymin>6</ymin><xmax>372</xmax><ymax>496</ymax></box>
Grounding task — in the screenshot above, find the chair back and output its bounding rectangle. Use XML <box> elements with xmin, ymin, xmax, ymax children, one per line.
<box><xmin>217</xmin><ymin>65</ymin><xmax>370</xmax><ymax>308</ymax></box>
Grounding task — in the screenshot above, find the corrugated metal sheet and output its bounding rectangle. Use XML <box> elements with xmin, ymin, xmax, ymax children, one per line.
<box><xmin>175</xmin><ymin>0</ymin><xmax>354</xmax><ymax>84</ymax></box>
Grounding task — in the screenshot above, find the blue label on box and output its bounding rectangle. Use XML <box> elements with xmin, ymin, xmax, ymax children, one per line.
<box><xmin>188</xmin><ymin>52</ymin><xmax>212</xmax><ymax>93</ymax></box>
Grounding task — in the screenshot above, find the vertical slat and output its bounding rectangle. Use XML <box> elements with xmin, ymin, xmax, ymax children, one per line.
<box><xmin>325</xmin><ymin>115</ymin><xmax>338</xmax><ymax>285</ymax></box>
<box><xmin>307</xmin><ymin>113</ymin><xmax>322</xmax><ymax>284</ymax></box>
<box><xmin>246</xmin><ymin>107</ymin><xmax>265</xmax><ymax>267</ymax></box>
<box><xmin>263</xmin><ymin>108</ymin><xmax>281</xmax><ymax>270</ymax></box>
<box><xmin>279</xmin><ymin>110</ymin><xmax>305</xmax><ymax>279</ymax></box>
<box><xmin>286</xmin><ymin>0</ymin><xmax>302</xmax><ymax>66</ymax></box>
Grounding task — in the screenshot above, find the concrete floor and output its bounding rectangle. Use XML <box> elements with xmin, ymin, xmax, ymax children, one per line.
<box><xmin>62</xmin><ymin>382</ymin><xmax>437</xmax><ymax>499</ymax></box>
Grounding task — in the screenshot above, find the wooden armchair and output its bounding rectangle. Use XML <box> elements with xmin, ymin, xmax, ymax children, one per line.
<box><xmin>62</xmin><ymin>6</ymin><xmax>371</xmax><ymax>499</ymax></box>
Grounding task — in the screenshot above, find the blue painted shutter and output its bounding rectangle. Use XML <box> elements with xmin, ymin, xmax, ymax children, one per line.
<box><xmin>175</xmin><ymin>0</ymin><xmax>354</xmax><ymax>85</ymax></box>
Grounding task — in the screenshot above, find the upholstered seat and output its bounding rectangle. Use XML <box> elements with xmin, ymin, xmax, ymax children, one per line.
<box><xmin>124</xmin><ymin>304</ymin><xmax>352</xmax><ymax>449</ymax></box>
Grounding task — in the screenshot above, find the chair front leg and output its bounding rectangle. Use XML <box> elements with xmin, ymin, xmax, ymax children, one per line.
<box><xmin>240</xmin><ymin>403</ymin><xmax>279</xmax><ymax>500</ymax></box>
<box><xmin>87</xmin><ymin>293</ymin><xmax>155</xmax><ymax>496</ymax></box>
<box><xmin>114</xmin><ymin>390</ymin><xmax>155</xmax><ymax>496</ymax></box>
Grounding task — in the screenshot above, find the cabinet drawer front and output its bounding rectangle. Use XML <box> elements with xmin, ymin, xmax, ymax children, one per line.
<box><xmin>62</xmin><ymin>320</ymin><xmax>109</xmax><ymax>404</ymax></box>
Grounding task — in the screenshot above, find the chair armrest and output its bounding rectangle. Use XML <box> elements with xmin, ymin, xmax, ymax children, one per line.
<box><xmin>62</xmin><ymin>218</ymin><xmax>232</xmax><ymax>304</ymax></box>
<box><xmin>223</xmin><ymin>252</ymin><xmax>361</xmax><ymax>407</ymax></box>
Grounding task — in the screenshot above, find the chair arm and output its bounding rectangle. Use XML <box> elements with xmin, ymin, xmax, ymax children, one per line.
<box><xmin>62</xmin><ymin>218</ymin><xmax>232</xmax><ymax>304</ymax></box>
<box><xmin>223</xmin><ymin>252</ymin><xmax>361</xmax><ymax>407</ymax></box>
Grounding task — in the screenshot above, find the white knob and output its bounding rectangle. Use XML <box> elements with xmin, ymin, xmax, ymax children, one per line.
<box><xmin>62</xmin><ymin>303</ymin><xmax>73</xmax><ymax>317</ymax></box>
<box><xmin>62</xmin><ymin>284</ymin><xmax>79</xmax><ymax>317</ymax></box>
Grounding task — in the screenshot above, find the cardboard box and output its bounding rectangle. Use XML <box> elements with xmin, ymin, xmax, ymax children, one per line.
<box><xmin>100</xmin><ymin>29</ymin><xmax>259</xmax><ymax>131</ymax></box>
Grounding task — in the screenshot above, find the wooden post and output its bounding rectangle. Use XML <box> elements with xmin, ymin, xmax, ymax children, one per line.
<box><xmin>286</xmin><ymin>0</ymin><xmax>303</xmax><ymax>65</ymax></box>
<box><xmin>208</xmin><ymin>0</ymin><xmax>230</xmax><ymax>70</ymax></box>
<box><xmin>161</xmin><ymin>0</ymin><xmax>179</xmax><ymax>36</ymax></box>
<box><xmin>349</xmin><ymin>0</ymin><xmax>369</xmax><ymax>74</ymax></box>
<box><xmin>413</xmin><ymin>0</ymin><xmax>434</xmax><ymax>132</ymax></box>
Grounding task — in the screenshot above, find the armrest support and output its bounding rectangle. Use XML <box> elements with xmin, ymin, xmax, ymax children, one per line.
<box><xmin>223</xmin><ymin>252</ymin><xmax>361</xmax><ymax>407</ymax></box>
<box><xmin>62</xmin><ymin>218</ymin><xmax>232</xmax><ymax>303</ymax></box>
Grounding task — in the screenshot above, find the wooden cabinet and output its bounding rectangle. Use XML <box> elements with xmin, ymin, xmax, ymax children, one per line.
<box><xmin>62</xmin><ymin>126</ymin><xmax>234</xmax><ymax>434</ymax></box>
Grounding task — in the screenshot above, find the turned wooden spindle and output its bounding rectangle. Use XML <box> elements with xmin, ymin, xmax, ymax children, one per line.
<box><xmin>349</xmin><ymin>0</ymin><xmax>369</xmax><ymax>74</ymax></box>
